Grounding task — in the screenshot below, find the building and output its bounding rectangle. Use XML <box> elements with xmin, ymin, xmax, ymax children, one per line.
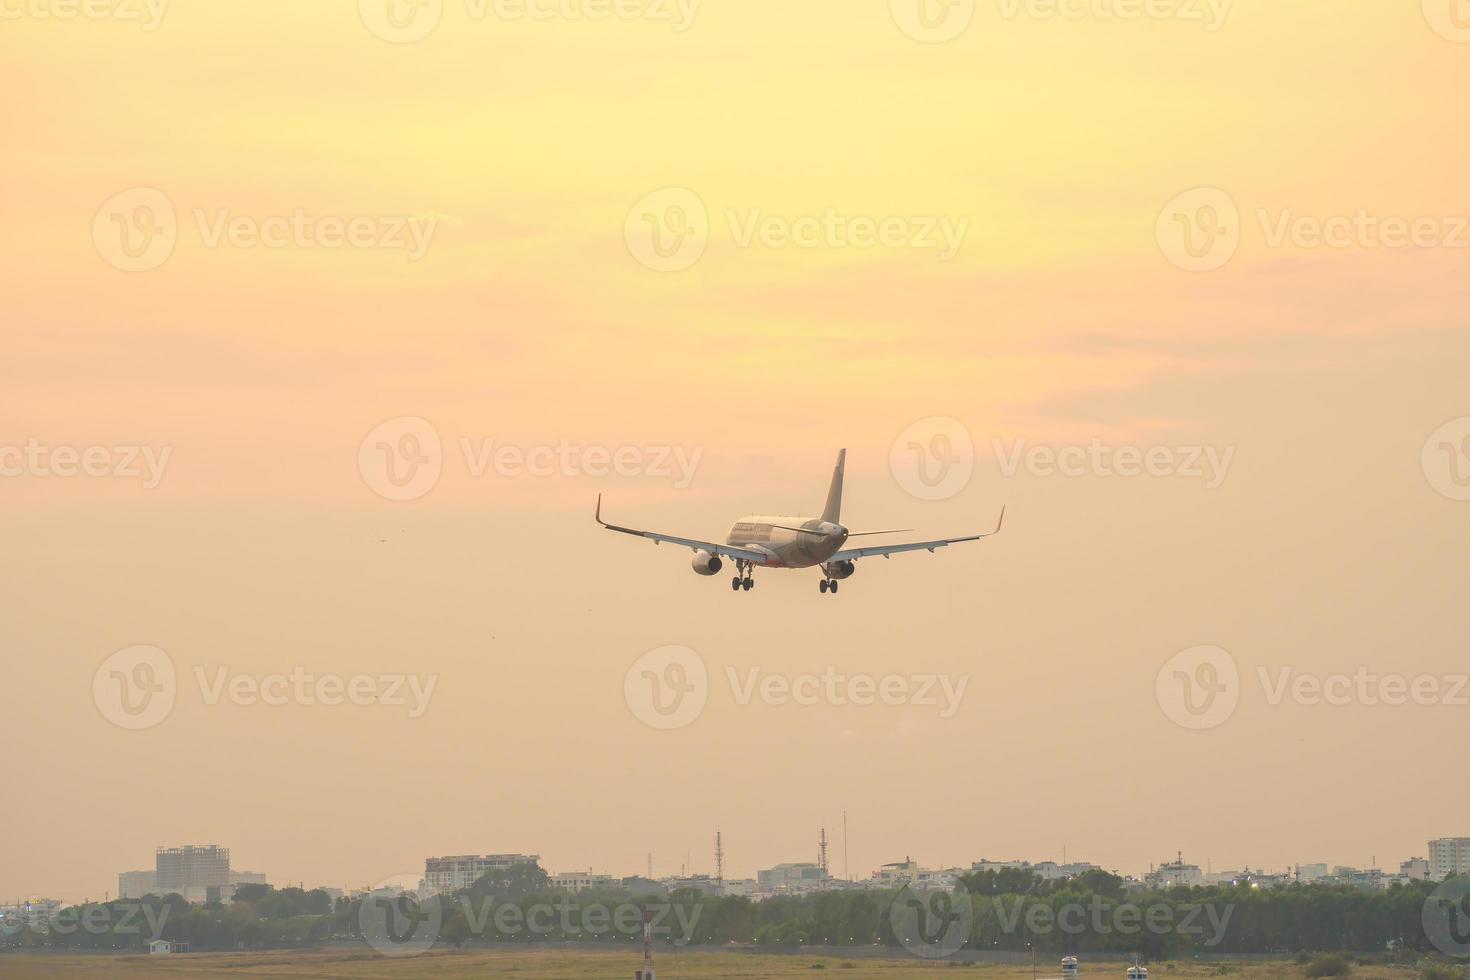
<box><xmin>1297</xmin><ymin>864</ymin><xmax>1329</xmax><ymax>883</ymax></box>
<box><xmin>119</xmin><ymin>870</ymin><xmax>159</xmax><ymax>899</ymax></box>
<box><xmin>230</xmin><ymin>870</ymin><xmax>268</xmax><ymax>887</ymax></box>
<box><xmin>1400</xmin><ymin>857</ymin><xmax>1431</xmax><ymax>881</ymax></box>
<box><xmin>551</xmin><ymin>870</ymin><xmax>618</xmax><ymax>891</ymax></box>
<box><xmin>0</xmin><ymin>899</ymin><xmax>63</xmax><ymax>931</ymax></box>
<box><xmin>874</xmin><ymin>858</ymin><xmax>920</xmax><ymax>886</ymax></box>
<box><xmin>423</xmin><ymin>854</ymin><xmax>540</xmax><ymax>894</ymax></box>
<box><xmin>149</xmin><ymin>939</ymin><xmax>189</xmax><ymax>954</ymax></box>
<box><xmin>1145</xmin><ymin>854</ymin><xmax>1203</xmax><ymax>889</ymax></box>
<box><xmin>757</xmin><ymin>862</ymin><xmax>830</xmax><ymax>895</ymax></box>
<box><xmin>156</xmin><ymin>845</ymin><xmax>231</xmax><ymax>904</ymax></box>
<box><xmin>1429</xmin><ymin>838</ymin><xmax>1470</xmax><ymax>880</ymax></box>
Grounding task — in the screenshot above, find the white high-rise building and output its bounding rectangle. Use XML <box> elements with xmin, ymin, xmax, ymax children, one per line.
<box><xmin>1429</xmin><ymin>839</ymin><xmax>1470</xmax><ymax>879</ymax></box>
<box><xmin>423</xmin><ymin>854</ymin><xmax>540</xmax><ymax>894</ymax></box>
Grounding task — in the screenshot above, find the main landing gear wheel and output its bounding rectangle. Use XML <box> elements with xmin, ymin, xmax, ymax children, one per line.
<box><xmin>742</xmin><ymin>577</ymin><xmax>753</xmax><ymax>591</ymax></box>
<box><xmin>731</xmin><ymin>576</ymin><xmax>742</xmax><ymax>591</ymax></box>
<box><xmin>819</xmin><ymin>579</ymin><xmax>829</xmax><ymax>594</ymax></box>
<box><xmin>829</xmin><ymin>579</ymin><xmax>839</xmax><ymax>594</ymax></box>
<box><xmin>819</xmin><ymin>578</ymin><xmax>839</xmax><ymax>595</ymax></box>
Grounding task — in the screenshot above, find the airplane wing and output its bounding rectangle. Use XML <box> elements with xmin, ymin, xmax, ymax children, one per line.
<box><xmin>830</xmin><ymin>507</ymin><xmax>1004</xmax><ymax>562</ymax></box>
<box><xmin>596</xmin><ymin>495</ymin><xmax>772</xmax><ymax>564</ymax></box>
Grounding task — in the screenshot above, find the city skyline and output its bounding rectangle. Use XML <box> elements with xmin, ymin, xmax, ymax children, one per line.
<box><xmin>23</xmin><ymin>834</ymin><xmax>1465</xmax><ymax>907</ymax></box>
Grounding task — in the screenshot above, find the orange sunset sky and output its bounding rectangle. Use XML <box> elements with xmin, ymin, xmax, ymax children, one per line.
<box><xmin>3</xmin><ymin>0</ymin><xmax>1469</xmax><ymax>901</ymax></box>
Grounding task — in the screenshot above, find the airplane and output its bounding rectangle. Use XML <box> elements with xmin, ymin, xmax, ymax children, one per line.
<box><xmin>595</xmin><ymin>449</ymin><xmax>1003</xmax><ymax>595</ymax></box>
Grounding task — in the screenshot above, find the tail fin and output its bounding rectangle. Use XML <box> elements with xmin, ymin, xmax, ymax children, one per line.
<box><xmin>821</xmin><ymin>449</ymin><xmax>845</xmax><ymax>524</ymax></box>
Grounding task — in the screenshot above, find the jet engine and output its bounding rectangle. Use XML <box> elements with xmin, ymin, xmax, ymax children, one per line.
<box><xmin>822</xmin><ymin>560</ymin><xmax>855</xmax><ymax>580</ymax></box>
<box><xmin>691</xmin><ymin>550</ymin><xmax>723</xmax><ymax>576</ymax></box>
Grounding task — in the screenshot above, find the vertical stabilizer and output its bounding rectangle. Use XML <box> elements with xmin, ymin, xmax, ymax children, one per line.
<box><xmin>821</xmin><ymin>449</ymin><xmax>845</xmax><ymax>523</ymax></box>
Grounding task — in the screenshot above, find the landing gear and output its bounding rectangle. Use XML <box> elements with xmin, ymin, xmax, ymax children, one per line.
<box><xmin>819</xmin><ymin>579</ymin><xmax>828</xmax><ymax>593</ymax></box>
<box><xmin>732</xmin><ymin>561</ymin><xmax>755</xmax><ymax>593</ymax></box>
<box><xmin>731</xmin><ymin>575</ymin><xmax>742</xmax><ymax>591</ymax></box>
<box><xmin>819</xmin><ymin>578</ymin><xmax>838</xmax><ymax>595</ymax></box>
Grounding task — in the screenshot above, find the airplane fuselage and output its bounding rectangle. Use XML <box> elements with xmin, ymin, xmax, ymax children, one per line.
<box><xmin>726</xmin><ymin>516</ymin><xmax>849</xmax><ymax>569</ymax></box>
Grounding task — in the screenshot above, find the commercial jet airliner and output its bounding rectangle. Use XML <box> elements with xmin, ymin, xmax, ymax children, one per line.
<box><xmin>596</xmin><ymin>449</ymin><xmax>1003</xmax><ymax>595</ymax></box>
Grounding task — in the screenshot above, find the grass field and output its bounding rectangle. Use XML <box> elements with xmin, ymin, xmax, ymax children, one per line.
<box><xmin>0</xmin><ymin>949</ymin><xmax>1428</xmax><ymax>979</ymax></box>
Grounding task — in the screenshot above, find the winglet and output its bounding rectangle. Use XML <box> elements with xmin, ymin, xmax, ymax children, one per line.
<box><xmin>990</xmin><ymin>505</ymin><xmax>1005</xmax><ymax>536</ymax></box>
<box><xmin>595</xmin><ymin>493</ymin><xmax>606</xmax><ymax>527</ymax></box>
